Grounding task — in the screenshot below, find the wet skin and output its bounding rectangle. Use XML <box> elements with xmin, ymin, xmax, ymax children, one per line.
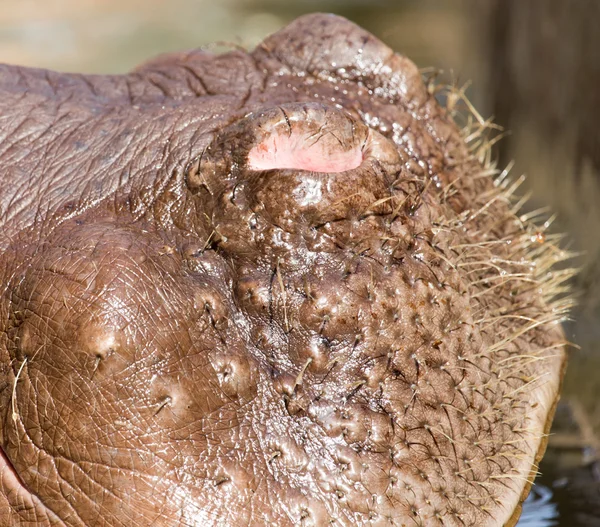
<box><xmin>0</xmin><ymin>13</ymin><xmax>569</xmax><ymax>527</ymax></box>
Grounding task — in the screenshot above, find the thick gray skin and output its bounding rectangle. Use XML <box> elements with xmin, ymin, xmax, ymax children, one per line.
<box><xmin>0</xmin><ymin>13</ymin><xmax>567</xmax><ymax>527</ymax></box>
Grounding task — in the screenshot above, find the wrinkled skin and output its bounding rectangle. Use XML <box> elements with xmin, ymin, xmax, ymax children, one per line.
<box><xmin>0</xmin><ymin>13</ymin><xmax>568</xmax><ymax>527</ymax></box>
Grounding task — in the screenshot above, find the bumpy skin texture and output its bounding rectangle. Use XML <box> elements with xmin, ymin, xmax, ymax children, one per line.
<box><xmin>0</xmin><ymin>13</ymin><xmax>568</xmax><ymax>527</ymax></box>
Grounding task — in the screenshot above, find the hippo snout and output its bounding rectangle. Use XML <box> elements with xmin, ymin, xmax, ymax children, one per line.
<box><xmin>0</xmin><ymin>12</ymin><xmax>571</xmax><ymax>527</ymax></box>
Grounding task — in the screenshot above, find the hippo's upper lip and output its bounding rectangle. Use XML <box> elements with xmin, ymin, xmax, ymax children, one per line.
<box><xmin>0</xmin><ymin>439</ymin><xmax>33</xmax><ymax>503</ymax></box>
<box><xmin>1</xmin><ymin>438</ymin><xmax>66</xmax><ymax>524</ymax></box>
<box><xmin>0</xmin><ymin>442</ymin><xmax>17</xmax><ymax>484</ymax></box>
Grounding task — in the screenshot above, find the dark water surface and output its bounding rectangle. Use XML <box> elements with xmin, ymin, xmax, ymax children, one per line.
<box><xmin>0</xmin><ymin>1</ymin><xmax>597</xmax><ymax>524</ymax></box>
<box><xmin>520</xmin><ymin>484</ymin><xmax>558</xmax><ymax>527</ymax></box>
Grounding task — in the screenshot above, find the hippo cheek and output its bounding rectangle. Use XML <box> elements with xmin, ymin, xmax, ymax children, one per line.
<box><xmin>0</xmin><ymin>221</ymin><xmax>267</xmax><ymax>525</ymax></box>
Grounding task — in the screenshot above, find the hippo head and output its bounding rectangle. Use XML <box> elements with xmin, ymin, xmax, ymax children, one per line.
<box><xmin>0</xmin><ymin>13</ymin><xmax>571</xmax><ymax>527</ymax></box>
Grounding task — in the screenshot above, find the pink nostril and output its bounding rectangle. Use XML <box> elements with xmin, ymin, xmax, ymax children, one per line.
<box><xmin>247</xmin><ymin>130</ymin><xmax>364</xmax><ymax>173</ymax></box>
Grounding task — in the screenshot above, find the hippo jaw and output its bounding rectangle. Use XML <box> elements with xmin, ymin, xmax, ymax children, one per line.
<box><xmin>0</xmin><ymin>13</ymin><xmax>571</xmax><ymax>527</ymax></box>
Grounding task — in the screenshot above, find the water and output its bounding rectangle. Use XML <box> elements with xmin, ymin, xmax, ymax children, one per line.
<box><xmin>520</xmin><ymin>485</ymin><xmax>559</xmax><ymax>527</ymax></box>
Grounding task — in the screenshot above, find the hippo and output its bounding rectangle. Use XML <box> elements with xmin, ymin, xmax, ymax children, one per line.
<box><xmin>0</xmin><ymin>13</ymin><xmax>572</xmax><ymax>527</ymax></box>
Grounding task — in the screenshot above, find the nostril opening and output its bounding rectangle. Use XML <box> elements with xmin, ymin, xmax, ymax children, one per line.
<box><xmin>247</xmin><ymin>127</ymin><xmax>364</xmax><ymax>173</ymax></box>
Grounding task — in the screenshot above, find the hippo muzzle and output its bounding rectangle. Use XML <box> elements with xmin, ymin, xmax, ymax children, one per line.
<box><xmin>0</xmin><ymin>13</ymin><xmax>571</xmax><ymax>527</ymax></box>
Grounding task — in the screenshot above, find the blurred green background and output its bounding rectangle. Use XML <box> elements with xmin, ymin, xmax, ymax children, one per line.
<box><xmin>1</xmin><ymin>0</ymin><xmax>599</xmax><ymax>523</ymax></box>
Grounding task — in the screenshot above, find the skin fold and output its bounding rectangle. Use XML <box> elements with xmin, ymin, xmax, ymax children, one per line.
<box><xmin>0</xmin><ymin>13</ymin><xmax>570</xmax><ymax>527</ymax></box>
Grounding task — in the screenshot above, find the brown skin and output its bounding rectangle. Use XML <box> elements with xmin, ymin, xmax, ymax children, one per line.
<box><xmin>0</xmin><ymin>13</ymin><xmax>568</xmax><ymax>527</ymax></box>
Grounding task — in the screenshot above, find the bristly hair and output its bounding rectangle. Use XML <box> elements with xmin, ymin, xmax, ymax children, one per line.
<box><xmin>422</xmin><ymin>73</ymin><xmax>577</xmax><ymax>501</ymax></box>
